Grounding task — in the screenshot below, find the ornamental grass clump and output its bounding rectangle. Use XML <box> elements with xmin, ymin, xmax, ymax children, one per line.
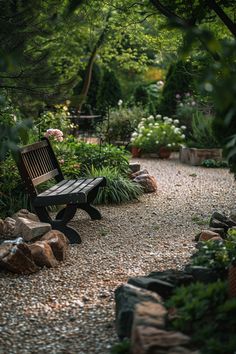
<box><xmin>130</xmin><ymin>114</ymin><xmax>186</xmax><ymax>153</ymax></box>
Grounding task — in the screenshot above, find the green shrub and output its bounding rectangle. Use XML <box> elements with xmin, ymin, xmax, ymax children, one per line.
<box><xmin>187</xmin><ymin>111</ymin><xmax>220</xmax><ymax>149</ymax></box>
<box><xmin>97</xmin><ymin>69</ymin><xmax>122</xmax><ymax>116</ymax></box>
<box><xmin>74</xmin><ymin>142</ymin><xmax>131</xmax><ymax>175</ymax></box>
<box><xmin>201</xmin><ymin>159</ymin><xmax>228</xmax><ymax>168</ymax></box>
<box><xmin>191</xmin><ymin>237</ymin><xmax>236</xmax><ymax>271</ymax></box>
<box><xmin>111</xmin><ymin>339</ymin><xmax>131</xmax><ymax>354</ymax></box>
<box><xmin>0</xmin><ymin>156</ymin><xmax>29</xmax><ymax>218</ymax></box>
<box><xmin>158</xmin><ymin>60</ymin><xmax>193</xmax><ymax>116</ymax></box>
<box><xmin>85</xmin><ymin>166</ymin><xmax>143</xmax><ymax>204</ymax></box>
<box><xmin>96</xmin><ymin>105</ymin><xmax>147</xmax><ymax>144</ymax></box>
<box><xmin>166</xmin><ymin>281</ymin><xmax>236</xmax><ymax>354</ymax></box>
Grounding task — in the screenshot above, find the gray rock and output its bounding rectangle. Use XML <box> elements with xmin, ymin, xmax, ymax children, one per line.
<box><xmin>128</xmin><ymin>276</ymin><xmax>174</xmax><ymax>299</ymax></box>
<box><xmin>184</xmin><ymin>265</ymin><xmax>226</xmax><ymax>283</ymax></box>
<box><xmin>148</xmin><ymin>269</ymin><xmax>194</xmax><ymax>288</ymax></box>
<box><xmin>132</xmin><ymin>301</ymin><xmax>167</xmax><ymax>330</ymax></box>
<box><xmin>115</xmin><ymin>283</ymin><xmax>162</xmax><ymax>339</ymax></box>
<box><xmin>131</xmin><ymin>326</ymin><xmax>190</xmax><ymax>354</ymax></box>
<box><xmin>209</xmin><ymin>218</ymin><xmax>229</xmax><ymax>231</ymax></box>
<box><xmin>13</xmin><ymin>209</ymin><xmax>39</xmax><ymax>222</ymax></box>
<box><xmin>209</xmin><ymin>227</ymin><xmax>226</xmax><ymax>239</ymax></box>
<box><xmin>13</xmin><ymin>217</ymin><xmax>51</xmax><ymax>241</ymax></box>
<box><xmin>129</xmin><ymin>163</ymin><xmax>141</xmax><ymax>173</ymax></box>
<box><xmin>229</xmin><ymin>209</ymin><xmax>236</xmax><ymax>223</ymax></box>
<box><xmin>210</xmin><ymin>211</ymin><xmax>236</xmax><ymax>229</ymax></box>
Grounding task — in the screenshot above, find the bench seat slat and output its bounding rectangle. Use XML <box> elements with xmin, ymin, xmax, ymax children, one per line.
<box><xmin>33</xmin><ymin>177</ymin><xmax>105</xmax><ymax>206</ymax></box>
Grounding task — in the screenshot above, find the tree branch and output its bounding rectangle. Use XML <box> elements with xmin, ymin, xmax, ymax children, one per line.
<box><xmin>206</xmin><ymin>0</ymin><xmax>236</xmax><ymax>37</ymax></box>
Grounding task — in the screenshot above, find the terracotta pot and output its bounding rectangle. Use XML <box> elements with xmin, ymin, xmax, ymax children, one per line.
<box><xmin>131</xmin><ymin>146</ymin><xmax>141</xmax><ymax>158</ymax></box>
<box><xmin>158</xmin><ymin>146</ymin><xmax>171</xmax><ymax>159</ymax></box>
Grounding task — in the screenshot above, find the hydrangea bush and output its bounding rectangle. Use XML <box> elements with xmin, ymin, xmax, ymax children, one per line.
<box><xmin>130</xmin><ymin>114</ymin><xmax>186</xmax><ymax>153</ymax></box>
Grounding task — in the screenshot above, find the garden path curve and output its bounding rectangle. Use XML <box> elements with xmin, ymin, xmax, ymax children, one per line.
<box><xmin>1</xmin><ymin>154</ymin><xmax>236</xmax><ymax>353</ymax></box>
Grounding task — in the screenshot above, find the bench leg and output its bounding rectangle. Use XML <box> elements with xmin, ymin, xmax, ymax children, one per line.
<box><xmin>34</xmin><ymin>205</ymin><xmax>81</xmax><ymax>244</ymax></box>
<box><xmin>77</xmin><ymin>203</ymin><xmax>102</xmax><ymax>220</ymax></box>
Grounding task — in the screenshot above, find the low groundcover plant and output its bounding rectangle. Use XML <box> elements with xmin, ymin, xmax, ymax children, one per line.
<box><xmin>130</xmin><ymin>114</ymin><xmax>186</xmax><ymax>153</ymax></box>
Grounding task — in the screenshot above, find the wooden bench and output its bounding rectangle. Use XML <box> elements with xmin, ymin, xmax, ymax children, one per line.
<box><xmin>15</xmin><ymin>137</ymin><xmax>106</xmax><ymax>244</ymax></box>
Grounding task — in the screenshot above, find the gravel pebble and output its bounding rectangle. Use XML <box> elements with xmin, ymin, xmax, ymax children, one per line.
<box><xmin>1</xmin><ymin>154</ymin><xmax>236</xmax><ymax>353</ymax></box>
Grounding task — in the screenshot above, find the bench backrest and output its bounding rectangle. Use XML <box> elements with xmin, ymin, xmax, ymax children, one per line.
<box><xmin>16</xmin><ymin>137</ymin><xmax>64</xmax><ymax>198</ymax></box>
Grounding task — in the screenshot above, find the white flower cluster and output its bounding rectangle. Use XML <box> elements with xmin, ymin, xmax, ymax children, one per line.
<box><xmin>44</xmin><ymin>128</ymin><xmax>64</xmax><ymax>142</ymax></box>
<box><xmin>130</xmin><ymin>114</ymin><xmax>187</xmax><ymax>147</ymax></box>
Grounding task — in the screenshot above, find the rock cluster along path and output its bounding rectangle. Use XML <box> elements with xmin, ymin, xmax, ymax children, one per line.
<box><xmin>1</xmin><ymin>154</ymin><xmax>236</xmax><ymax>353</ymax></box>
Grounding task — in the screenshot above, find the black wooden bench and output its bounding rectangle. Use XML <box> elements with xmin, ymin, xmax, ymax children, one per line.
<box><xmin>15</xmin><ymin>137</ymin><xmax>106</xmax><ymax>244</ymax></box>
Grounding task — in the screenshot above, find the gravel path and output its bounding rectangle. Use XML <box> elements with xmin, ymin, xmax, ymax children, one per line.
<box><xmin>1</xmin><ymin>154</ymin><xmax>236</xmax><ymax>354</ymax></box>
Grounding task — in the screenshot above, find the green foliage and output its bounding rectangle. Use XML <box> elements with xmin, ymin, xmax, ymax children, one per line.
<box><xmin>85</xmin><ymin>166</ymin><xmax>143</xmax><ymax>204</ymax></box>
<box><xmin>133</xmin><ymin>81</ymin><xmax>164</xmax><ymax>115</ymax></box>
<box><xmin>0</xmin><ymin>94</ymin><xmax>32</xmax><ymax>160</ymax></box>
<box><xmin>166</xmin><ymin>281</ymin><xmax>236</xmax><ymax>354</ymax></box>
<box><xmin>187</xmin><ymin>111</ymin><xmax>220</xmax><ymax>149</ymax></box>
<box><xmin>37</xmin><ymin>104</ymin><xmax>72</xmax><ymax>137</ymax></box>
<box><xmin>111</xmin><ymin>339</ymin><xmax>131</xmax><ymax>354</ymax></box>
<box><xmin>158</xmin><ymin>61</ymin><xmax>193</xmax><ymax>116</ymax></box>
<box><xmin>131</xmin><ymin>114</ymin><xmax>185</xmax><ymax>152</ymax></box>
<box><xmin>191</xmin><ymin>237</ymin><xmax>236</xmax><ymax>271</ymax></box>
<box><xmin>74</xmin><ymin>142</ymin><xmax>131</xmax><ymax>175</ymax></box>
<box><xmin>97</xmin><ymin>69</ymin><xmax>122</xmax><ymax>116</ymax></box>
<box><xmin>96</xmin><ymin>105</ymin><xmax>146</xmax><ymax>144</ymax></box>
<box><xmin>201</xmin><ymin>159</ymin><xmax>228</xmax><ymax>168</ymax></box>
<box><xmin>0</xmin><ymin>156</ymin><xmax>29</xmax><ymax>218</ymax></box>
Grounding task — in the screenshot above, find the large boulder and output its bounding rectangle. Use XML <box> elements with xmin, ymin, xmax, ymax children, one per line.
<box><xmin>115</xmin><ymin>283</ymin><xmax>162</xmax><ymax>339</ymax></box>
<box><xmin>0</xmin><ymin>243</ymin><xmax>39</xmax><ymax>274</ymax></box>
<box><xmin>13</xmin><ymin>217</ymin><xmax>51</xmax><ymax>241</ymax></box>
<box><xmin>128</xmin><ymin>277</ymin><xmax>174</xmax><ymax>299</ymax></box>
<box><xmin>131</xmin><ymin>326</ymin><xmax>193</xmax><ymax>354</ymax></box>
<box><xmin>132</xmin><ymin>301</ymin><xmax>167</xmax><ymax>330</ymax></box>
<box><xmin>41</xmin><ymin>230</ymin><xmax>69</xmax><ymax>261</ymax></box>
<box><xmin>13</xmin><ymin>209</ymin><xmax>39</xmax><ymax>222</ymax></box>
<box><xmin>148</xmin><ymin>269</ymin><xmax>194</xmax><ymax>288</ymax></box>
<box><xmin>28</xmin><ymin>241</ymin><xmax>58</xmax><ymax>268</ymax></box>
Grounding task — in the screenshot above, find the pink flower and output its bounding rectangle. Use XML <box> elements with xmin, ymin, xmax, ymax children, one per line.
<box><xmin>175</xmin><ymin>94</ymin><xmax>181</xmax><ymax>99</ymax></box>
<box><xmin>44</xmin><ymin>128</ymin><xmax>64</xmax><ymax>142</ymax></box>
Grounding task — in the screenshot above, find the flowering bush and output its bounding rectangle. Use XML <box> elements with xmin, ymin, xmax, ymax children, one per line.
<box><xmin>130</xmin><ymin>114</ymin><xmax>186</xmax><ymax>153</ymax></box>
<box><xmin>44</xmin><ymin>128</ymin><xmax>64</xmax><ymax>142</ymax></box>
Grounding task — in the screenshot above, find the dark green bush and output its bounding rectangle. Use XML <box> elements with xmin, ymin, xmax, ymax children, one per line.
<box><xmin>111</xmin><ymin>339</ymin><xmax>131</xmax><ymax>354</ymax></box>
<box><xmin>201</xmin><ymin>159</ymin><xmax>228</xmax><ymax>168</ymax></box>
<box><xmin>74</xmin><ymin>142</ymin><xmax>131</xmax><ymax>176</ymax></box>
<box><xmin>158</xmin><ymin>60</ymin><xmax>193</xmax><ymax>116</ymax></box>
<box><xmin>97</xmin><ymin>69</ymin><xmax>122</xmax><ymax>116</ymax></box>
<box><xmin>85</xmin><ymin>166</ymin><xmax>143</xmax><ymax>204</ymax></box>
<box><xmin>0</xmin><ymin>156</ymin><xmax>29</xmax><ymax>218</ymax></box>
<box><xmin>166</xmin><ymin>281</ymin><xmax>236</xmax><ymax>354</ymax></box>
<box><xmin>190</xmin><ymin>236</ymin><xmax>236</xmax><ymax>272</ymax></box>
<box><xmin>187</xmin><ymin>112</ymin><xmax>220</xmax><ymax>149</ymax></box>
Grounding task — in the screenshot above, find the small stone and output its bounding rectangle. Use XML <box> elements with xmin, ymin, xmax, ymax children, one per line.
<box><xmin>133</xmin><ymin>174</ymin><xmax>157</xmax><ymax>193</ymax></box>
<box><xmin>198</xmin><ymin>230</ymin><xmax>221</xmax><ymax>241</ymax></box>
<box><xmin>41</xmin><ymin>230</ymin><xmax>69</xmax><ymax>261</ymax></box>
